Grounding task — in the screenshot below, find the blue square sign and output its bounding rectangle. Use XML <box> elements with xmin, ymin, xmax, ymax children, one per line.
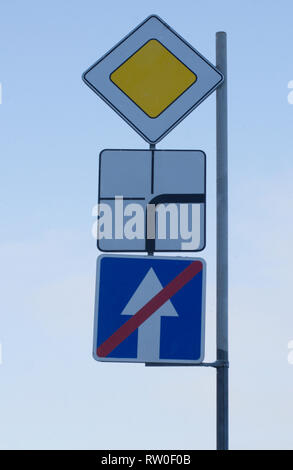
<box><xmin>94</xmin><ymin>255</ymin><xmax>206</xmax><ymax>363</ymax></box>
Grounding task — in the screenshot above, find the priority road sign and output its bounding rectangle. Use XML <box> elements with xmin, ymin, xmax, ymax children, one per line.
<box><xmin>82</xmin><ymin>15</ymin><xmax>223</xmax><ymax>143</ymax></box>
<box><xmin>94</xmin><ymin>255</ymin><xmax>206</xmax><ymax>363</ymax></box>
<box><xmin>97</xmin><ymin>149</ymin><xmax>206</xmax><ymax>252</ymax></box>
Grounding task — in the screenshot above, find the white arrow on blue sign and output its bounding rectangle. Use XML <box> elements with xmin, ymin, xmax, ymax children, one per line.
<box><xmin>93</xmin><ymin>255</ymin><xmax>206</xmax><ymax>363</ymax></box>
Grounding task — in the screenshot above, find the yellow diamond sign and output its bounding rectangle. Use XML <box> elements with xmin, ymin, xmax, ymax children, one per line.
<box><xmin>110</xmin><ymin>40</ymin><xmax>197</xmax><ymax>118</ymax></box>
<box><xmin>83</xmin><ymin>15</ymin><xmax>223</xmax><ymax>143</ymax></box>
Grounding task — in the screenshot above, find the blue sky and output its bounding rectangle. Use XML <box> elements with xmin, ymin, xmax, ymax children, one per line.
<box><xmin>1</xmin><ymin>0</ymin><xmax>293</xmax><ymax>450</ymax></box>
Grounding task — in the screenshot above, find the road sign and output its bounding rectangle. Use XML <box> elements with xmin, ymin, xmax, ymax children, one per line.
<box><xmin>97</xmin><ymin>149</ymin><xmax>206</xmax><ymax>252</ymax></box>
<box><xmin>83</xmin><ymin>15</ymin><xmax>223</xmax><ymax>143</ymax></box>
<box><xmin>93</xmin><ymin>255</ymin><xmax>206</xmax><ymax>363</ymax></box>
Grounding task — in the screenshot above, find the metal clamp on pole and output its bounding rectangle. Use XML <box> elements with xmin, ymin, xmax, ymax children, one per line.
<box><xmin>211</xmin><ymin>360</ymin><xmax>229</xmax><ymax>369</ymax></box>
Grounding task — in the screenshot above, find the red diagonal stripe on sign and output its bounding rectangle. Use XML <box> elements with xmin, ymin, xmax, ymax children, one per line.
<box><xmin>97</xmin><ymin>260</ymin><xmax>203</xmax><ymax>358</ymax></box>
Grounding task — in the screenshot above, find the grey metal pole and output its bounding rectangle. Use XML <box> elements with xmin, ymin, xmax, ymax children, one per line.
<box><xmin>216</xmin><ymin>32</ymin><xmax>229</xmax><ymax>451</ymax></box>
